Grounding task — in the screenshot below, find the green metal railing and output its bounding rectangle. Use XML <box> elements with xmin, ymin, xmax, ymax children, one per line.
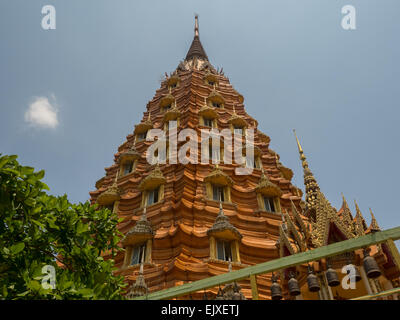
<box><xmin>134</xmin><ymin>226</ymin><xmax>400</xmax><ymax>300</ymax></box>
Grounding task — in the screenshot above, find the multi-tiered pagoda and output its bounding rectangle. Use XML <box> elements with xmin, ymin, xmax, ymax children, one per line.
<box><xmin>90</xmin><ymin>16</ymin><xmax>400</xmax><ymax>300</ymax></box>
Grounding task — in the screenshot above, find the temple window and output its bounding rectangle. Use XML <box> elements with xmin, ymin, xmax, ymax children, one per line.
<box><xmin>263</xmin><ymin>196</ymin><xmax>276</xmax><ymax>212</ymax></box>
<box><xmin>255</xmin><ymin>171</ymin><xmax>282</xmax><ymax>213</ymax></box>
<box><xmin>136</xmin><ymin>131</ymin><xmax>148</xmax><ymax>142</ymax></box>
<box><xmin>207</xmin><ymin>90</ymin><xmax>224</xmax><ymax>109</ymax></box>
<box><xmin>204</xmin><ymin>167</ymin><xmax>233</xmax><ymax>203</ymax></box>
<box><xmin>216</xmin><ymin>240</ymin><xmax>232</xmax><ymax>261</ymax></box>
<box><xmin>245</xmin><ymin>155</ymin><xmax>261</xmax><ymax>169</ymax></box>
<box><xmin>130</xmin><ymin>243</ymin><xmax>147</xmax><ymax>265</ymax></box>
<box><xmin>120</xmin><ymin>160</ymin><xmax>136</xmax><ymax>177</ymax></box>
<box><xmin>203</xmin><ymin>73</ymin><xmax>219</xmax><ymax>87</ymax></box>
<box><xmin>163</xmin><ymin>104</ymin><xmax>171</xmax><ymax>111</ymax></box>
<box><xmin>147</xmin><ymin>187</ymin><xmax>160</xmax><ymax>206</ymax></box>
<box><xmin>257</xmin><ymin>193</ymin><xmax>280</xmax><ymax>213</ymax></box>
<box><xmin>203</xmin><ymin>117</ymin><xmax>214</xmax><ymax>128</ymax></box>
<box><xmin>209</xmin><ymin>236</ymin><xmax>240</xmax><ymax>263</ymax></box>
<box><xmin>166</xmin><ymin>75</ymin><xmax>180</xmax><ymax>90</ymax></box>
<box><xmin>213</xmin><ymin>102</ymin><xmax>222</xmax><ymax>108</ymax></box>
<box><xmin>213</xmin><ymin>185</ymin><xmax>225</xmax><ymax>201</ymax></box>
<box><xmin>139</xmin><ymin>165</ymin><xmax>166</xmax><ymax>208</ymax></box>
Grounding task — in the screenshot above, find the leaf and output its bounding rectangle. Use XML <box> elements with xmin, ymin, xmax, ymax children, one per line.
<box><xmin>28</xmin><ymin>280</ymin><xmax>41</xmax><ymax>291</ymax></box>
<box><xmin>31</xmin><ymin>219</ymin><xmax>45</xmax><ymax>229</ymax></box>
<box><xmin>78</xmin><ymin>288</ymin><xmax>94</xmax><ymax>298</ymax></box>
<box><xmin>0</xmin><ymin>157</ymin><xmax>9</xmax><ymax>169</ymax></box>
<box><xmin>25</xmin><ymin>198</ymin><xmax>36</xmax><ymax>207</ymax></box>
<box><xmin>10</xmin><ymin>242</ymin><xmax>25</xmax><ymax>255</ymax></box>
<box><xmin>36</xmin><ymin>170</ymin><xmax>45</xmax><ymax>180</ymax></box>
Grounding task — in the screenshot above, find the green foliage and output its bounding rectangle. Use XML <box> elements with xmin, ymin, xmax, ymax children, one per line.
<box><xmin>0</xmin><ymin>154</ymin><xmax>126</xmax><ymax>299</ymax></box>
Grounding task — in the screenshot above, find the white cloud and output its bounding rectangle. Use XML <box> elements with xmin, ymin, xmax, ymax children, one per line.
<box><xmin>24</xmin><ymin>95</ymin><xmax>59</xmax><ymax>129</ymax></box>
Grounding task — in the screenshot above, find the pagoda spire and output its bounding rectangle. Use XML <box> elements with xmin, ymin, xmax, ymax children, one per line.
<box><xmin>369</xmin><ymin>208</ymin><xmax>380</xmax><ymax>232</ymax></box>
<box><xmin>340</xmin><ymin>193</ymin><xmax>354</xmax><ymax>228</ymax></box>
<box><xmin>185</xmin><ymin>15</ymin><xmax>209</xmax><ymax>61</ymax></box>
<box><xmin>354</xmin><ymin>200</ymin><xmax>367</xmax><ymax>236</ymax></box>
<box><xmin>293</xmin><ymin>130</ymin><xmax>320</xmax><ymax>211</ymax></box>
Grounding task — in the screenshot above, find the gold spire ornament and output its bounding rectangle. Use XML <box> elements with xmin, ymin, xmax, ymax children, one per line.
<box><xmin>369</xmin><ymin>208</ymin><xmax>380</xmax><ymax>232</ymax></box>
<box><xmin>293</xmin><ymin>129</ymin><xmax>320</xmax><ymax>212</ymax></box>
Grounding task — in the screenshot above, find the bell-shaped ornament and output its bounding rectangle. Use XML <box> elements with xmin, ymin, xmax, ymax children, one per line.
<box><xmin>215</xmin><ymin>287</ymin><xmax>224</xmax><ymax>300</ymax></box>
<box><xmin>325</xmin><ymin>265</ymin><xmax>340</xmax><ymax>287</ymax></box>
<box><xmin>306</xmin><ymin>266</ymin><xmax>320</xmax><ymax>292</ymax></box>
<box><xmin>288</xmin><ymin>272</ymin><xmax>301</xmax><ymax>296</ymax></box>
<box><xmin>363</xmin><ymin>249</ymin><xmax>381</xmax><ymax>279</ymax></box>
<box><xmin>270</xmin><ymin>274</ymin><xmax>283</xmax><ymax>300</ymax></box>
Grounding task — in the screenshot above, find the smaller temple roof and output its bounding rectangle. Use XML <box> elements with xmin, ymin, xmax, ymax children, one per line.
<box><xmin>96</xmin><ymin>175</ymin><xmax>121</xmax><ymax>205</ymax></box>
<box><xmin>207</xmin><ymin>202</ymin><xmax>242</xmax><ymax>240</ymax></box>
<box><xmin>119</xmin><ymin>144</ymin><xmax>141</xmax><ymax>162</ymax></box>
<box><xmin>255</xmin><ymin>170</ymin><xmax>282</xmax><ymax>197</ymax></box>
<box><xmin>138</xmin><ymin>164</ymin><xmax>166</xmax><ymax>191</ymax></box>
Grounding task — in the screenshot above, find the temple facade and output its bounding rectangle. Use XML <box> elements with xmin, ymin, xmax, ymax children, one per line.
<box><xmin>89</xmin><ymin>17</ymin><xmax>400</xmax><ymax>300</ymax></box>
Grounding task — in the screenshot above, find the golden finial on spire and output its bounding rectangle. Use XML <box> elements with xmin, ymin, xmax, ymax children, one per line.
<box><xmin>293</xmin><ymin>129</ymin><xmax>307</xmax><ymax>165</ymax></box>
<box><xmin>194</xmin><ymin>14</ymin><xmax>199</xmax><ymax>37</ymax></box>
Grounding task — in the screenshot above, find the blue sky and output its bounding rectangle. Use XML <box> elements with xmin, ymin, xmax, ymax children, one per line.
<box><xmin>1</xmin><ymin>0</ymin><xmax>399</xmax><ymax>234</ymax></box>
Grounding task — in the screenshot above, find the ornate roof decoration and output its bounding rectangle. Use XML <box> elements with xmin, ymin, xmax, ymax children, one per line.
<box><xmin>204</xmin><ymin>166</ymin><xmax>233</xmax><ymax>187</ymax></box>
<box><xmin>96</xmin><ymin>175</ymin><xmax>121</xmax><ymax>205</ymax></box>
<box><xmin>198</xmin><ymin>97</ymin><xmax>218</xmax><ymax>118</ymax></box>
<box><xmin>207</xmin><ymin>202</ymin><xmax>242</xmax><ymax>240</ymax></box>
<box><xmin>163</xmin><ymin>102</ymin><xmax>181</xmax><ymax>122</ymax></box>
<box><xmin>228</xmin><ymin>105</ymin><xmax>247</xmax><ymax>128</ymax></box>
<box><xmin>283</xmin><ymin>211</ymin><xmax>306</xmax><ymax>252</ymax></box>
<box><xmin>279</xmin><ymin>222</ymin><xmax>296</xmax><ymax>255</ymax></box>
<box><xmin>126</xmin><ymin>262</ymin><xmax>148</xmax><ymax>299</ymax></box>
<box><xmin>207</xmin><ymin>89</ymin><xmax>225</xmax><ymax>105</ymax></box>
<box><xmin>203</xmin><ymin>71</ymin><xmax>218</xmax><ymax>86</ymax></box>
<box><xmin>369</xmin><ymin>208</ymin><xmax>380</xmax><ymax>232</ymax></box>
<box><xmin>354</xmin><ymin>200</ymin><xmax>367</xmax><ymax>236</ymax></box>
<box><xmin>159</xmin><ymin>92</ymin><xmax>175</xmax><ymax>109</ymax></box>
<box><xmin>185</xmin><ymin>15</ymin><xmax>208</xmax><ymax>61</ymax></box>
<box><xmin>134</xmin><ymin>111</ymin><xmax>153</xmax><ymax>134</ymax></box>
<box><xmin>166</xmin><ymin>73</ymin><xmax>180</xmax><ymax>87</ymax></box>
<box><xmin>217</xmin><ymin>261</ymin><xmax>246</xmax><ymax>300</ymax></box>
<box><xmin>138</xmin><ymin>164</ymin><xmax>166</xmax><ymax>191</ymax></box>
<box><xmin>119</xmin><ymin>144</ymin><xmax>141</xmax><ymax>163</ymax></box>
<box><xmin>290</xmin><ymin>200</ymin><xmax>310</xmax><ymax>241</ymax></box>
<box><xmin>255</xmin><ymin>170</ymin><xmax>282</xmax><ymax>197</ymax></box>
<box><xmin>122</xmin><ymin>207</ymin><xmax>154</xmax><ymax>247</ymax></box>
<box><xmin>293</xmin><ymin>130</ymin><xmax>320</xmax><ymax>212</ymax></box>
<box><xmin>339</xmin><ymin>194</ymin><xmax>355</xmax><ymax>231</ymax></box>
<box><xmin>310</xmin><ymin>190</ymin><xmax>354</xmax><ymax>247</ymax></box>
